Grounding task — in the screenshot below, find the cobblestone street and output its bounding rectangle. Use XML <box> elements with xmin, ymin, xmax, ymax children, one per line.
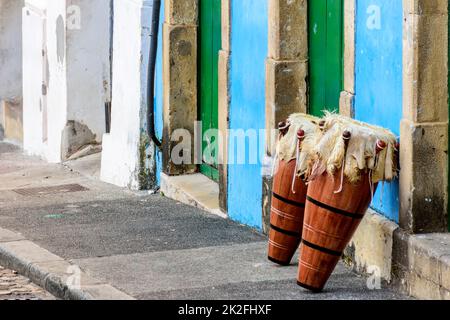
<box><xmin>0</xmin><ymin>266</ymin><xmax>55</xmax><ymax>300</ymax></box>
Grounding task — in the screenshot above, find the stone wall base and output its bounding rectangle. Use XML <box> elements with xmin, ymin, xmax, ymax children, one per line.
<box><xmin>1</xmin><ymin>99</ymin><xmax>23</xmax><ymax>144</ymax></box>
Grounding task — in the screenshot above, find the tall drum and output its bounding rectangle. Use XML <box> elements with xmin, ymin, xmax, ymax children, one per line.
<box><xmin>297</xmin><ymin>114</ymin><xmax>398</xmax><ymax>292</ymax></box>
<box><xmin>268</xmin><ymin>114</ymin><xmax>320</xmax><ymax>266</ymax></box>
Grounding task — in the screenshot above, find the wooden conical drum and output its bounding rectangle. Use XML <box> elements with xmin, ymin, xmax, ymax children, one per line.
<box><xmin>268</xmin><ymin>159</ymin><xmax>307</xmax><ymax>266</ymax></box>
<box><xmin>297</xmin><ymin>172</ymin><xmax>375</xmax><ymax>292</ymax></box>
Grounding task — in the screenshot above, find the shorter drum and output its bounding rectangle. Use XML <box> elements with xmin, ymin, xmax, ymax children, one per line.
<box><xmin>268</xmin><ymin>159</ymin><xmax>307</xmax><ymax>266</ymax></box>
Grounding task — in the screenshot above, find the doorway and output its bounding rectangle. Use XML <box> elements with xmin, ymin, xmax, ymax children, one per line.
<box><xmin>198</xmin><ymin>0</ymin><xmax>221</xmax><ymax>181</ymax></box>
<box><xmin>308</xmin><ymin>0</ymin><xmax>343</xmax><ymax>117</ymax></box>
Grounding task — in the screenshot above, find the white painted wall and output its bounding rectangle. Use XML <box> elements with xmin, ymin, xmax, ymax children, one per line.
<box><xmin>0</xmin><ymin>0</ymin><xmax>24</xmax><ymax>138</ymax></box>
<box><xmin>101</xmin><ymin>0</ymin><xmax>155</xmax><ymax>189</ymax></box>
<box><xmin>22</xmin><ymin>1</ymin><xmax>48</xmax><ymax>156</ymax></box>
<box><xmin>22</xmin><ymin>0</ymin><xmax>111</xmax><ymax>162</ymax></box>
<box><xmin>23</xmin><ymin>0</ymin><xmax>67</xmax><ymax>161</ymax></box>
<box><xmin>66</xmin><ymin>0</ymin><xmax>111</xmax><ymax>141</ymax></box>
<box><xmin>0</xmin><ymin>0</ymin><xmax>24</xmax><ymax>100</ymax></box>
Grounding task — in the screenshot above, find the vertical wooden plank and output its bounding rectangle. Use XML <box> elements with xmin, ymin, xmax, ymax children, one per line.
<box><xmin>309</xmin><ymin>0</ymin><xmax>327</xmax><ymax>116</ymax></box>
<box><xmin>308</xmin><ymin>0</ymin><xmax>343</xmax><ymax>116</ymax></box>
<box><xmin>325</xmin><ymin>0</ymin><xmax>343</xmax><ymax>112</ymax></box>
<box><xmin>199</xmin><ymin>0</ymin><xmax>221</xmax><ymax>181</ymax></box>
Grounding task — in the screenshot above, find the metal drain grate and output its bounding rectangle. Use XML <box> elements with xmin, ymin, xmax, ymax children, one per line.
<box><xmin>12</xmin><ymin>184</ymin><xmax>89</xmax><ymax>196</ymax></box>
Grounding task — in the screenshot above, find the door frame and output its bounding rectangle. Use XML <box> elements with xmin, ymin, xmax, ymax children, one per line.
<box><xmin>162</xmin><ymin>0</ymin><xmax>232</xmax><ymax>212</ymax></box>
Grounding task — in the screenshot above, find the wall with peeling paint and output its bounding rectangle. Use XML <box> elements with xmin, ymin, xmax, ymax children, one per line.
<box><xmin>22</xmin><ymin>0</ymin><xmax>112</xmax><ymax>162</ymax></box>
<box><xmin>101</xmin><ymin>0</ymin><xmax>157</xmax><ymax>190</ymax></box>
<box><xmin>66</xmin><ymin>0</ymin><xmax>111</xmax><ymax>145</ymax></box>
<box><xmin>0</xmin><ymin>0</ymin><xmax>23</xmax><ymax>101</ymax></box>
<box><xmin>0</xmin><ymin>0</ymin><xmax>24</xmax><ymax>141</ymax></box>
<box><xmin>23</xmin><ymin>0</ymin><xmax>67</xmax><ymax>161</ymax></box>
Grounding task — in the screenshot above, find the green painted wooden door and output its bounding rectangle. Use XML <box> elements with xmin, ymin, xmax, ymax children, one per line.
<box><xmin>308</xmin><ymin>0</ymin><xmax>343</xmax><ymax>117</ymax></box>
<box><xmin>199</xmin><ymin>0</ymin><xmax>221</xmax><ymax>181</ymax></box>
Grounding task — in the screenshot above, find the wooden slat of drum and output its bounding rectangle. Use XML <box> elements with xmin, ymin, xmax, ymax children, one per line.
<box><xmin>298</xmin><ymin>171</ymin><xmax>374</xmax><ymax>291</ymax></box>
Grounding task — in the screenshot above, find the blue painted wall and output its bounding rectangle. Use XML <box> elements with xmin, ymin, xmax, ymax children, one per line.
<box><xmin>227</xmin><ymin>0</ymin><xmax>268</xmax><ymax>230</ymax></box>
<box><xmin>155</xmin><ymin>0</ymin><xmax>164</xmax><ymax>185</ymax></box>
<box><xmin>354</xmin><ymin>0</ymin><xmax>403</xmax><ymax>222</ymax></box>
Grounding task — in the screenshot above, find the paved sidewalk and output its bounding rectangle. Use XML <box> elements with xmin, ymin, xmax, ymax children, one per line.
<box><xmin>0</xmin><ymin>143</ymin><xmax>410</xmax><ymax>300</ymax></box>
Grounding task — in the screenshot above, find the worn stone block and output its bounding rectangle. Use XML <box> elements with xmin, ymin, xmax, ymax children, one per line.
<box><xmin>221</xmin><ymin>0</ymin><xmax>231</xmax><ymax>52</ymax></box>
<box><xmin>441</xmin><ymin>288</ymin><xmax>450</xmax><ymax>300</ymax></box>
<box><xmin>218</xmin><ymin>50</ymin><xmax>230</xmax><ymax>212</ymax></box>
<box><xmin>440</xmin><ymin>255</ymin><xmax>450</xmax><ymax>291</ymax></box>
<box><xmin>399</xmin><ymin>120</ymin><xmax>448</xmax><ymax>233</ymax></box>
<box><xmin>408</xmin><ymin>272</ymin><xmax>442</xmax><ymax>300</ymax></box>
<box><xmin>345</xmin><ymin>210</ymin><xmax>398</xmax><ymax>282</ymax></box>
<box><xmin>343</xmin><ymin>0</ymin><xmax>355</xmax><ymax>93</ymax></box>
<box><xmin>1</xmin><ymin>99</ymin><xmax>23</xmax><ymax>143</ymax></box>
<box><xmin>339</xmin><ymin>91</ymin><xmax>355</xmax><ymax>118</ymax></box>
<box><xmin>268</xmin><ymin>0</ymin><xmax>308</xmax><ymax>60</ymax></box>
<box><xmin>262</xmin><ymin>174</ymin><xmax>273</xmax><ymax>236</ymax></box>
<box><xmin>265</xmin><ymin>58</ymin><xmax>307</xmax><ymax>156</ymax></box>
<box><xmin>163</xmin><ymin>23</ymin><xmax>198</xmax><ymax>175</ymax></box>
<box><xmin>403</xmin><ymin>13</ymin><xmax>448</xmax><ymax>123</ymax></box>
<box><xmin>408</xmin><ymin>237</ymin><xmax>441</xmax><ymax>285</ymax></box>
<box><xmin>165</xmin><ymin>0</ymin><xmax>198</xmax><ymax>26</ymax></box>
<box><xmin>403</xmin><ymin>0</ymin><xmax>448</xmax><ymax>15</ymax></box>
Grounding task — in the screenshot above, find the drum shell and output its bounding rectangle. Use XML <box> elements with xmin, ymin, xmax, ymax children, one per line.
<box><xmin>268</xmin><ymin>160</ymin><xmax>307</xmax><ymax>265</ymax></box>
<box><xmin>297</xmin><ymin>171</ymin><xmax>375</xmax><ymax>291</ymax></box>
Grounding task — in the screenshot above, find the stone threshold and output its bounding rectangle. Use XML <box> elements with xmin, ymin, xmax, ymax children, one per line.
<box><xmin>160</xmin><ymin>173</ymin><xmax>226</xmax><ymax>219</ymax></box>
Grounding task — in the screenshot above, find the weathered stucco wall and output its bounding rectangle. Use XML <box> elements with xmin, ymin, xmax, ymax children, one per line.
<box><xmin>0</xmin><ymin>0</ymin><xmax>24</xmax><ymax>100</ymax></box>
<box><xmin>0</xmin><ymin>0</ymin><xmax>25</xmax><ymax>141</ymax></box>
<box><xmin>101</xmin><ymin>0</ymin><xmax>157</xmax><ymax>190</ymax></box>
<box><xmin>65</xmin><ymin>0</ymin><xmax>111</xmax><ymax>147</ymax></box>
<box><xmin>23</xmin><ymin>0</ymin><xmax>112</xmax><ymax>162</ymax></box>
<box><xmin>23</xmin><ymin>0</ymin><xmax>68</xmax><ymax>162</ymax></box>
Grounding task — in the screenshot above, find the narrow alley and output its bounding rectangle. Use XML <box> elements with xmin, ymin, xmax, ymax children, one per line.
<box><xmin>0</xmin><ymin>143</ymin><xmax>408</xmax><ymax>300</ymax></box>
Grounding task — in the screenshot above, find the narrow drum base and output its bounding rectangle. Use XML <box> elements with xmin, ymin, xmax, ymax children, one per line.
<box><xmin>267</xmin><ymin>256</ymin><xmax>291</xmax><ymax>266</ymax></box>
<box><xmin>297</xmin><ymin>281</ymin><xmax>323</xmax><ymax>293</ymax></box>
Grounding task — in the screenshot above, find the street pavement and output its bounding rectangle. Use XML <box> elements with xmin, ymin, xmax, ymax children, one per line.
<box><xmin>0</xmin><ymin>142</ymin><xmax>410</xmax><ymax>300</ymax></box>
<box><xmin>0</xmin><ymin>266</ymin><xmax>55</xmax><ymax>300</ymax></box>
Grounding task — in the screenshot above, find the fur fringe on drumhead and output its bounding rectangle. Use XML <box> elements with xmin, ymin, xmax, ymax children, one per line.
<box><xmin>310</xmin><ymin>112</ymin><xmax>398</xmax><ymax>184</ymax></box>
<box><xmin>276</xmin><ymin>113</ymin><xmax>322</xmax><ymax>178</ymax></box>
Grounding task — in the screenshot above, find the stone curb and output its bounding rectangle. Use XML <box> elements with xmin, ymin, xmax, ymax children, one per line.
<box><xmin>0</xmin><ymin>246</ymin><xmax>90</xmax><ymax>300</ymax></box>
<box><xmin>0</xmin><ymin>228</ymin><xmax>135</xmax><ymax>300</ymax></box>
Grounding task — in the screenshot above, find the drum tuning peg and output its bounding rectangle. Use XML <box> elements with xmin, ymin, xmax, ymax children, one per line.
<box><xmin>319</xmin><ymin>120</ymin><xmax>326</xmax><ymax>131</ymax></box>
<box><xmin>297</xmin><ymin>129</ymin><xmax>306</xmax><ymax>141</ymax></box>
<box><xmin>343</xmin><ymin>131</ymin><xmax>352</xmax><ymax>142</ymax></box>
<box><xmin>278</xmin><ymin>121</ymin><xmax>291</xmax><ymax>137</ymax></box>
<box><xmin>376</xmin><ymin>140</ymin><xmax>387</xmax><ymax>154</ymax></box>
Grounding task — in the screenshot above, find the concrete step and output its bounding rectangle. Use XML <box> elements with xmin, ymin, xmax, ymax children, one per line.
<box><xmin>161</xmin><ymin>173</ymin><xmax>225</xmax><ymax>218</ymax></box>
<box><xmin>393</xmin><ymin>231</ymin><xmax>450</xmax><ymax>300</ymax></box>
